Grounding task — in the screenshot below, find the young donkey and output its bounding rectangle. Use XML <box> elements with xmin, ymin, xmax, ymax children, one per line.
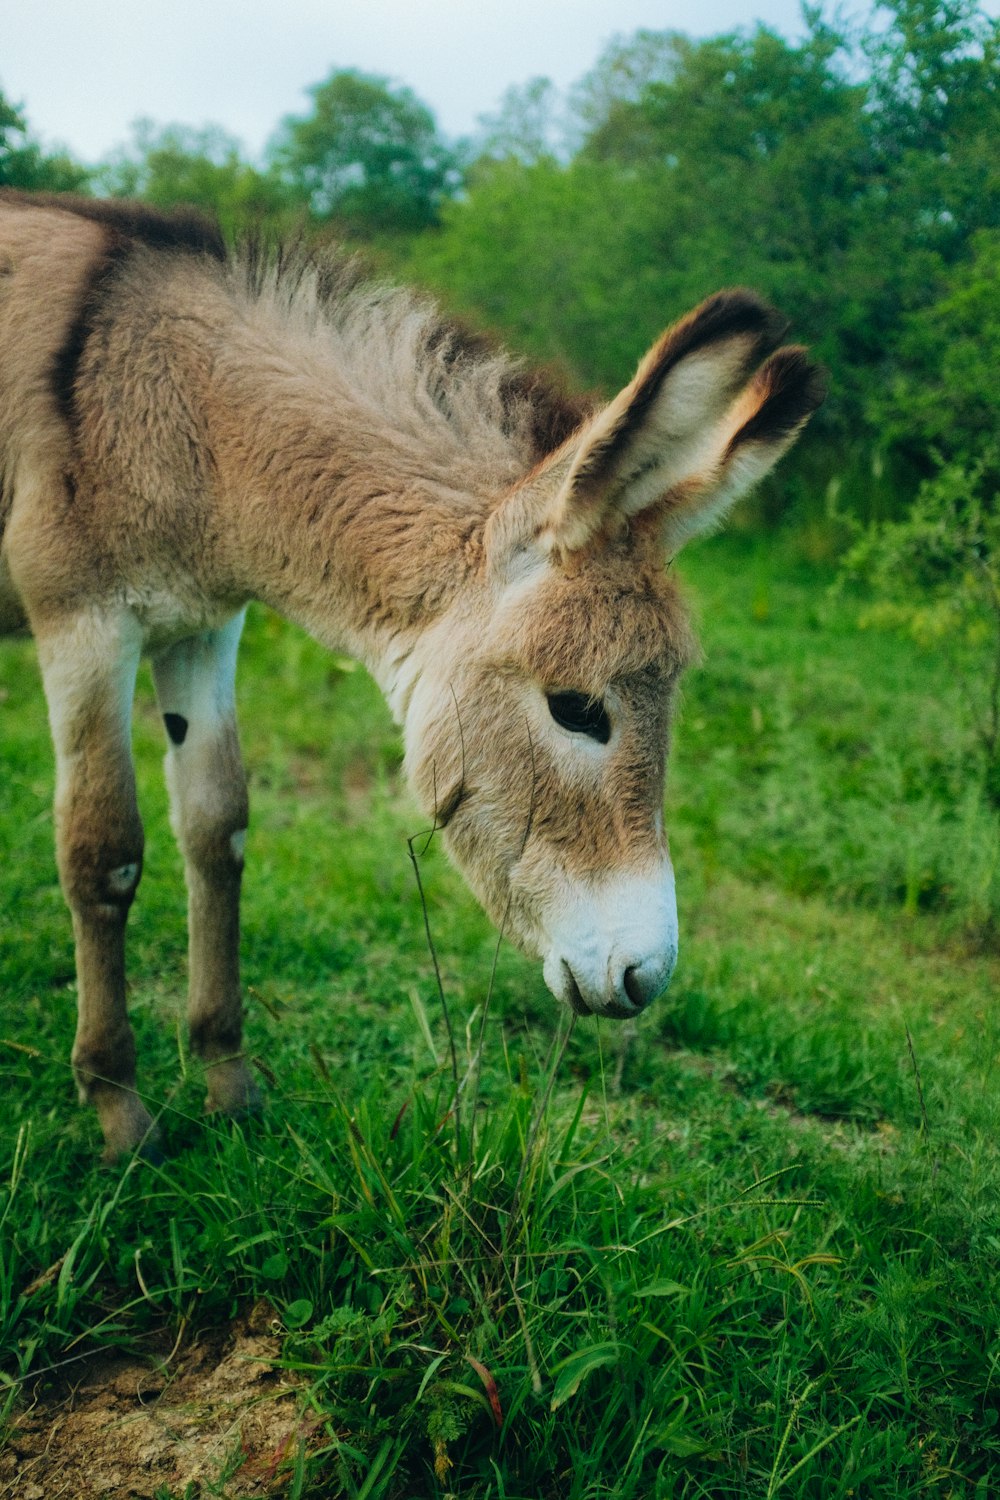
<box><xmin>0</xmin><ymin>192</ymin><xmax>823</xmax><ymax>1159</ymax></box>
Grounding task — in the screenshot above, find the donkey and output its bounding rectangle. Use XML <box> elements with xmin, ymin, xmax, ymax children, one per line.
<box><xmin>0</xmin><ymin>191</ymin><xmax>823</xmax><ymax>1159</ymax></box>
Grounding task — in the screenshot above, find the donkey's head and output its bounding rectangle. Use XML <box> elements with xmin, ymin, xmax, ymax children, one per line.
<box><xmin>404</xmin><ymin>291</ymin><xmax>824</xmax><ymax>1019</ymax></box>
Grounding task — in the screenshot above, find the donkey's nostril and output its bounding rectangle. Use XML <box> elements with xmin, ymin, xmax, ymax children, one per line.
<box><xmin>623</xmin><ymin>964</ymin><xmax>656</xmax><ymax>1012</ymax></box>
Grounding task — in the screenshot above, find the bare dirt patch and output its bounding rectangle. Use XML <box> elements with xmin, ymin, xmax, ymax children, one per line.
<box><xmin>1</xmin><ymin>1303</ymin><xmax>309</xmax><ymax>1500</ymax></box>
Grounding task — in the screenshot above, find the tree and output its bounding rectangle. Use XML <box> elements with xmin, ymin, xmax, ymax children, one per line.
<box><xmin>879</xmin><ymin>230</ymin><xmax>1000</xmax><ymax>473</ymax></box>
<box><xmin>842</xmin><ymin>457</ymin><xmax>1000</xmax><ymax>809</ymax></box>
<box><xmin>0</xmin><ymin>87</ymin><xmax>88</xmax><ymax>192</ymax></box>
<box><xmin>409</xmin><ymin>22</ymin><xmax>869</xmax><ymax>402</ymax></box>
<box><xmin>567</xmin><ymin>29</ymin><xmax>686</xmax><ymax>154</ymax></box>
<box><xmin>859</xmin><ymin>0</ymin><xmax>1000</xmax><ymax>271</ymax></box>
<box><xmin>840</xmin><ymin>224</ymin><xmax>1000</xmax><ymax>816</ymax></box>
<box><xmin>96</xmin><ymin>122</ymin><xmax>295</xmax><ymax>240</ymax></box>
<box><xmin>409</xmin><ymin>5</ymin><xmax>1000</xmax><ymax>526</ymax></box>
<box><xmin>406</xmin><ymin>154</ymin><xmax>674</xmax><ymax>385</ymax></box>
<box><xmin>269</xmin><ymin>69</ymin><xmax>461</xmax><ymax>237</ymax></box>
<box><xmin>474</xmin><ymin>78</ymin><xmax>563</xmax><ymax>166</ymax></box>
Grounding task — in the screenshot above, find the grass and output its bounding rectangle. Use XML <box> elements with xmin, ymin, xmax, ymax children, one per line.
<box><xmin>2</xmin><ymin>534</ymin><xmax>1000</xmax><ymax>1497</ymax></box>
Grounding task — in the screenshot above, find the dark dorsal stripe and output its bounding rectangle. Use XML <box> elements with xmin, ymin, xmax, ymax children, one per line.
<box><xmin>15</xmin><ymin>191</ymin><xmax>227</xmax><ymax>425</ymax></box>
<box><xmin>163</xmin><ymin>713</ymin><xmax>189</xmax><ymax>746</ymax></box>
<box><xmin>51</xmin><ymin>233</ymin><xmax>130</xmax><ymax>423</ymax></box>
<box><xmin>0</xmin><ymin>189</ymin><xmax>226</xmax><ymax>260</ymax></box>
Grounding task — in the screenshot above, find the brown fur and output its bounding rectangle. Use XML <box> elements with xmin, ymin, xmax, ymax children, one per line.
<box><xmin>0</xmin><ymin>191</ymin><xmax>823</xmax><ymax>1157</ymax></box>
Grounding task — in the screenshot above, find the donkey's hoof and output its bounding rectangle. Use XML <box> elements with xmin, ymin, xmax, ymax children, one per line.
<box><xmin>99</xmin><ymin>1122</ymin><xmax>164</xmax><ymax>1166</ymax></box>
<box><xmin>95</xmin><ymin>1090</ymin><xmax>161</xmax><ymax>1165</ymax></box>
<box><xmin>136</xmin><ymin>1137</ymin><xmax>167</xmax><ymax>1167</ymax></box>
<box><xmin>205</xmin><ymin>1096</ymin><xmax>264</xmax><ymax>1125</ymax></box>
<box><xmin>204</xmin><ymin>1060</ymin><xmax>264</xmax><ymax>1120</ymax></box>
<box><xmin>100</xmin><ymin>1129</ymin><xmax>164</xmax><ymax>1168</ymax></box>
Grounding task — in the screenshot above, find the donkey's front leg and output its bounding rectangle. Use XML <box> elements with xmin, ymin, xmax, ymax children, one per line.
<box><xmin>36</xmin><ymin>611</ymin><xmax>155</xmax><ymax>1160</ymax></box>
<box><xmin>152</xmin><ymin>613</ymin><xmax>260</xmax><ymax>1119</ymax></box>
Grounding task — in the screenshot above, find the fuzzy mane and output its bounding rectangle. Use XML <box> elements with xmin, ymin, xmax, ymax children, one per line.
<box><xmin>0</xmin><ymin>189</ymin><xmax>590</xmax><ymax>501</ymax></box>
<box><xmin>232</xmin><ymin>236</ymin><xmax>592</xmax><ymax>491</ymax></box>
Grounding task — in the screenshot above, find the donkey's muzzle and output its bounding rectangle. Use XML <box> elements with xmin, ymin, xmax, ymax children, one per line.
<box><xmin>542</xmin><ymin>865</ymin><xmax>679</xmax><ymax>1020</ymax></box>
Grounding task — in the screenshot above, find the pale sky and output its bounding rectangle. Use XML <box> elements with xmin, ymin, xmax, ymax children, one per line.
<box><xmin>8</xmin><ymin>0</ymin><xmax>819</xmax><ymax>165</ymax></box>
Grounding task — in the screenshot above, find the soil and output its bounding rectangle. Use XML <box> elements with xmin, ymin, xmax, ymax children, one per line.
<box><xmin>0</xmin><ymin>1302</ymin><xmax>309</xmax><ymax>1500</ymax></box>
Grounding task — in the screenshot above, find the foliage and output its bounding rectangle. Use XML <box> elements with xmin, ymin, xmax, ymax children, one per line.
<box><xmin>407</xmin><ymin>154</ymin><xmax>678</xmax><ymax>385</ymax></box>
<box><xmin>96</xmin><ymin>121</ymin><xmax>297</xmax><ymax>240</ymax></box>
<box><xmin>408</xmin><ymin>15</ymin><xmax>879</xmax><ymax>497</ymax></box>
<box><xmin>474</xmin><ymin>77</ymin><xmax>564</xmax><ymax>166</ymax></box>
<box><xmin>842</xmin><ymin>457</ymin><xmax>1000</xmax><ymax>813</ymax></box>
<box><xmin>410</xmin><ymin>21</ymin><xmax>871</xmax><ymax>387</ymax></box>
<box><xmin>566</xmin><ymin>27</ymin><xmax>686</xmax><ymax>150</ymax></box>
<box><xmin>405</xmin><ymin>2</ymin><xmax>999</xmax><ymax>528</ymax></box>
<box><xmin>269</xmin><ymin>69</ymin><xmax>462</xmax><ymax>238</ymax></box>
<box><xmin>0</xmin><ymin>87</ymin><xmax>88</xmax><ymax>193</ymax></box>
<box><xmin>840</xmin><ymin>187</ymin><xmax>1000</xmax><ymax>822</ymax></box>
<box><xmin>863</xmin><ymin>0</ymin><xmax>999</xmax><ymax>180</ymax></box>
<box><xmin>881</xmin><ymin>228</ymin><xmax>1000</xmax><ymax>471</ymax></box>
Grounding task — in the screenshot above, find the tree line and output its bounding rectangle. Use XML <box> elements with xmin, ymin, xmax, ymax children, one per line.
<box><xmin>2</xmin><ymin>0</ymin><xmax>997</xmax><ymax>529</ymax></box>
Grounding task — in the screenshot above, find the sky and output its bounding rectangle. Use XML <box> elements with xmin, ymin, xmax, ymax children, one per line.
<box><xmin>7</xmin><ymin>0</ymin><xmax>818</xmax><ymax>165</ymax></box>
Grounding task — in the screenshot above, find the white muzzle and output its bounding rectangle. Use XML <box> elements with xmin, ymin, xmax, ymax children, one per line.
<box><xmin>541</xmin><ymin>863</ymin><xmax>679</xmax><ymax>1019</ymax></box>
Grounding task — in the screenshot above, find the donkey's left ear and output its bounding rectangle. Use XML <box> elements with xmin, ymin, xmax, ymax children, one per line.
<box><xmin>537</xmin><ymin>290</ymin><xmax>826</xmax><ymax>556</ymax></box>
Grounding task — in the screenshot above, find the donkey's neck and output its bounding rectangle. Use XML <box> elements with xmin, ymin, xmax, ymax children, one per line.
<box><xmin>205</xmin><ymin>305</ymin><xmax>512</xmax><ymax>695</ymax></box>
<box><xmin>223</xmin><ymin>377</ymin><xmax>490</xmax><ymax>640</ymax></box>
<box><xmin>151</xmin><ymin>251</ymin><xmax>585</xmax><ymax>715</ymax></box>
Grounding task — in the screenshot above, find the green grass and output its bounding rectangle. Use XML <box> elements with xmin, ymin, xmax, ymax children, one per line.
<box><xmin>2</xmin><ymin>536</ymin><xmax>1000</xmax><ymax>1497</ymax></box>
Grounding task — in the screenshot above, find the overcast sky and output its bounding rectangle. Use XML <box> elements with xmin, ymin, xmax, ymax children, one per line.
<box><xmin>8</xmin><ymin>0</ymin><xmax>821</xmax><ymax>165</ymax></box>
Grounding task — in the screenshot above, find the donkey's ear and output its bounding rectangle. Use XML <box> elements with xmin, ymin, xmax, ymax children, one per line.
<box><xmin>537</xmin><ymin>290</ymin><xmax>825</xmax><ymax>556</ymax></box>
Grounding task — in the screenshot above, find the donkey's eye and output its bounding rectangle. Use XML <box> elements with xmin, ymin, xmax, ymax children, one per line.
<box><xmin>547</xmin><ymin>691</ymin><xmax>611</xmax><ymax>744</ymax></box>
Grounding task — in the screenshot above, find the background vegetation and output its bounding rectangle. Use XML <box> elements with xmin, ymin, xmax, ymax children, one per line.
<box><xmin>4</xmin><ymin>548</ymin><xmax>1000</xmax><ymax>1496</ymax></box>
<box><xmin>4</xmin><ymin>0</ymin><xmax>998</xmax><ymax>521</ymax></box>
<box><xmin>2</xmin><ymin>1</ymin><xmax>1000</xmax><ymax>1494</ymax></box>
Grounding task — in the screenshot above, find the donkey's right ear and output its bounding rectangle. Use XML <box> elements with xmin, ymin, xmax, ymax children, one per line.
<box><xmin>532</xmin><ymin>290</ymin><xmax>824</xmax><ymax>557</ymax></box>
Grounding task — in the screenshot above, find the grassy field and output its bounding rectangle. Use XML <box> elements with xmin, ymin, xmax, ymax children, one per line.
<box><xmin>2</xmin><ymin>535</ymin><xmax>999</xmax><ymax>1498</ymax></box>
